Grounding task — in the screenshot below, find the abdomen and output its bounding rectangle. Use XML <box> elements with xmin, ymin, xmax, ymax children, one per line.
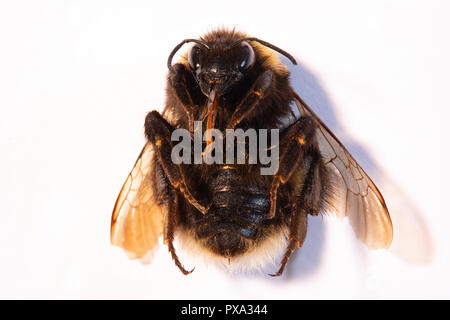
<box><xmin>179</xmin><ymin>166</ymin><xmax>287</xmax><ymax>258</ymax></box>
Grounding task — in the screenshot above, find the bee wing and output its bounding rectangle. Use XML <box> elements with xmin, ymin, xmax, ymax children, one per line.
<box><xmin>293</xmin><ymin>93</ymin><xmax>393</xmax><ymax>249</ymax></box>
<box><xmin>111</xmin><ymin>143</ymin><xmax>164</xmax><ymax>261</ymax></box>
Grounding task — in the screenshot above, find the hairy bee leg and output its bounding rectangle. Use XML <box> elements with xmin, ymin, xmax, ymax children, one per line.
<box><xmin>145</xmin><ymin>110</ymin><xmax>208</xmax><ymax>214</ymax></box>
<box><xmin>270</xmin><ymin>205</ymin><xmax>308</xmax><ymax>277</ymax></box>
<box><xmin>271</xmin><ymin>148</ymin><xmax>326</xmax><ymax>276</ymax></box>
<box><xmin>300</xmin><ymin>149</ymin><xmax>327</xmax><ymax>216</ymax></box>
<box><xmin>164</xmin><ymin>190</ymin><xmax>194</xmax><ymax>275</ymax></box>
<box><xmin>225</xmin><ymin>70</ymin><xmax>273</xmax><ymax>129</ymax></box>
<box><xmin>169</xmin><ymin>63</ymin><xmax>200</xmax><ymax>136</ymax></box>
<box><xmin>270</xmin><ymin>240</ymin><xmax>297</xmax><ymax>277</ymax></box>
<box><xmin>267</xmin><ymin>115</ymin><xmax>317</xmax><ymax>219</ymax></box>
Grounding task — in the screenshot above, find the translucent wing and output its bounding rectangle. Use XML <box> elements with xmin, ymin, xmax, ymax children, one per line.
<box><xmin>293</xmin><ymin>93</ymin><xmax>393</xmax><ymax>249</ymax></box>
<box><xmin>111</xmin><ymin>143</ymin><xmax>164</xmax><ymax>261</ymax></box>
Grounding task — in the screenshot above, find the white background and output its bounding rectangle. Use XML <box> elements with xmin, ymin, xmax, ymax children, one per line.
<box><xmin>1</xmin><ymin>0</ymin><xmax>449</xmax><ymax>299</ymax></box>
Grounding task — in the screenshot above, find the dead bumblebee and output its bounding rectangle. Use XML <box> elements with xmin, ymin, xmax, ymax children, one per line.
<box><xmin>111</xmin><ymin>29</ymin><xmax>393</xmax><ymax>276</ymax></box>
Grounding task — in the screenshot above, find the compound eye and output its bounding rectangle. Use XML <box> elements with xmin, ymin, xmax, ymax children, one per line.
<box><xmin>239</xmin><ymin>41</ymin><xmax>255</xmax><ymax>70</ymax></box>
<box><xmin>188</xmin><ymin>45</ymin><xmax>201</xmax><ymax>70</ymax></box>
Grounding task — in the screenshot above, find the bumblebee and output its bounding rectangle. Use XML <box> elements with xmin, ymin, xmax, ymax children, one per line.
<box><xmin>111</xmin><ymin>29</ymin><xmax>393</xmax><ymax>276</ymax></box>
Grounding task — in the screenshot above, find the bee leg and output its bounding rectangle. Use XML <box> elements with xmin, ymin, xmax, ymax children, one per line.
<box><xmin>270</xmin><ymin>204</ymin><xmax>307</xmax><ymax>277</ymax></box>
<box><xmin>267</xmin><ymin>115</ymin><xmax>317</xmax><ymax>219</ymax></box>
<box><xmin>301</xmin><ymin>149</ymin><xmax>328</xmax><ymax>216</ymax></box>
<box><xmin>169</xmin><ymin>63</ymin><xmax>201</xmax><ymax>136</ymax></box>
<box><xmin>271</xmin><ymin>146</ymin><xmax>327</xmax><ymax>276</ymax></box>
<box><xmin>225</xmin><ymin>70</ymin><xmax>273</xmax><ymax>129</ymax></box>
<box><xmin>145</xmin><ymin>110</ymin><xmax>208</xmax><ymax>214</ymax></box>
<box><xmin>164</xmin><ymin>190</ymin><xmax>194</xmax><ymax>275</ymax></box>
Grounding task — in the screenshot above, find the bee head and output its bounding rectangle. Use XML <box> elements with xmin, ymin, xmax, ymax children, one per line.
<box><xmin>187</xmin><ymin>39</ymin><xmax>257</xmax><ymax>96</ymax></box>
<box><xmin>167</xmin><ymin>32</ymin><xmax>297</xmax><ymax>97</ymax></box>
